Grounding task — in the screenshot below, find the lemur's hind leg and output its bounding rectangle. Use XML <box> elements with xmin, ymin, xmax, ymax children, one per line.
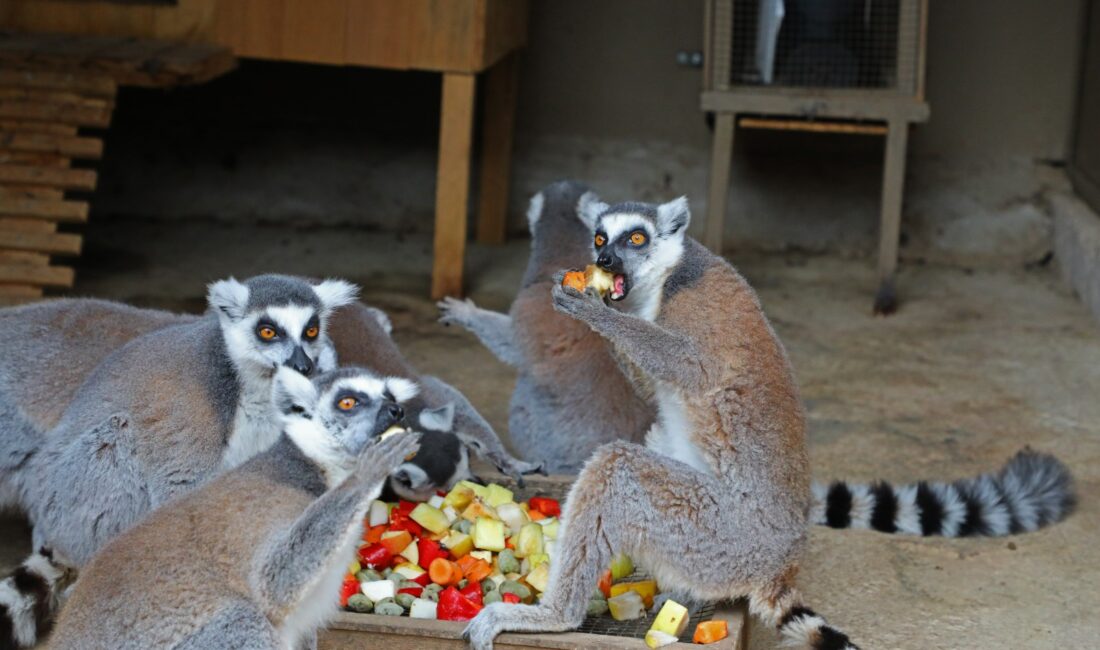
<box><xmin>748</xmin><ymin>571</ymin><xmax>859</xmax><ymax>650</ymax></box>
<box><xmin>437</xmin><ymin>298</ymin><xmax>523</xmax><ymax>368</ymax></box>
<box><xmin>463</xmin><ymin>441</ymin><xmax>728</xmax><ymax>650</ymax></box>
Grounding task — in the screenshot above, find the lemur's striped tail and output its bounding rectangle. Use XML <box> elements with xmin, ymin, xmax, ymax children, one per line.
<box><xmin>812</xmin><ymin>448</ymin><xmax>1074</xmax><ymax>537</ymax></box>
<box><xmin>0</xmin><ymin>548</ymin><xmax>71</xmax><ymax>650</ymax></box>
<box><xmin>749</xmin><ymin>585</ymin><xmax>858</xmax><ymax>650</ymax></box>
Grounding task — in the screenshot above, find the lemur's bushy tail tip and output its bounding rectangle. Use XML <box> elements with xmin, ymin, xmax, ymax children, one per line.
<box><xmin>812</xmin><ymin>448</ymin><xmax>1074</xmax><ymax>537</ymax></box>
<box><xmin>0</xmin><ymin>548</ymin><xmax>68</xmax><ymax>649</ymax></box>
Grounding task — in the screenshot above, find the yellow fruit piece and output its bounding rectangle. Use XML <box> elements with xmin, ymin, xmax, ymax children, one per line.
<box><xmin>526</xmin><ymin>553</ymin><xmax>550</xmax><ymax>569</ymax></box>
<box><xmin>457</xmin><ymin>480</ymin><xmax>490</xmax><ymax>500</ymax></box>
<box><xmin>347</xmin><ymin>559</ymin><xmax>361</xmax><ymax>575</ymax></box>
<box><xmin>442</xmin><ymin>484</ymin><xmax>477</xmax><ymax>511</ymax></box>
<box><xmin>409</xmin><ymin>503</ymin><xmax>450</xmax><ymax>534</ymax></box>
<box><xmin>525</xmin><ymin>562</ymin><xmax>551</xmax><ymax>593</ymax></box>
<box><xmin>485</xmin><ymin>483</ymin><xmax>515</xmax><ymax>507</ymax></box>
<box><xmin>472</xmin><ymin>517</ymin><xmax>506</xmax><ymax>552</ymax></box>
<box><xmin>607</xmin><ymin>590</ymin><xmax>645</xmax><ymax>621</ymax></box>
<box><xmin>461</xmin><ymin>499</ymin><xmax>499</xmax><ymax>523</ymax></box>
<box><xmin>609</xmin><ymin>552</ymin><xmax>634</xmax><ymax>580</ymax></box>
<box><xmin>585</xmin><ymin>265</ymin><xmax>616</xmax><ymax>295</ymax></box>
<box><xmin>539</xmin><ymin>518</ymin><xmax>560</xmax><ymax>540</ymax></box>
<box><xmin>650</xmin><ymin>599</ymin><xmax>689</xmax><ymax>637</ymax></box>
<box><xmin>469</xmin><ymin>550</ymin><xmax>493</xmax><ymax>564</ymax></box>
<box><xmin>442</xmin><ymin>531</ymin><xmax>474</xmax><ymax>558</ymax></box>
<box><xmin>514</xmin><ymin>523</ymin><xmax>545</xmax><ymax>559</ymax></box>
<box><xmin>610</xmin><ymin>580</ymin><xmax>658</xmax><ymax>609</ymax></box>
<box><xmin>644</xmin><ymin>630</ymin><xmax>679</xmax><ymax>648</ymax></box>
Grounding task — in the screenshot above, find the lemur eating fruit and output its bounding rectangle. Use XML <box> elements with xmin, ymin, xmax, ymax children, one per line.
<box><xmin>462</xmin><ymin>196</ymin><xmax>1074</xmax><ymax>650</ymax></box>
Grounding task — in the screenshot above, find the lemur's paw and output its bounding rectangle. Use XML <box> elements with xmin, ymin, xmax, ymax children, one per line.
<box><xmin>488</xmin><ymin>452</ymin><xmax>545</xmax><ymax>488</ymax></box>
<box><xmin>463</xmin><ymin>602</ymin><xmax>509</xmax><ymax>650</ymax></box>
<box><xmin>650</xmin><ymin>590</ymin><xmax>701</xmax><ymax>614</ymax></box>
<box><xmin>358</xmin><ymin>432</ymin><xmax>422</xmax><ymax>481</ymax></box>
<box><xmin>437</xmin><ymin>297</ymin><xmax>478</xmax><ymax>328</ymax></box>
<box><xmin>550</xmin><ymin>274</ymin><xmax>604</xmax><ymax>320</ymax></box>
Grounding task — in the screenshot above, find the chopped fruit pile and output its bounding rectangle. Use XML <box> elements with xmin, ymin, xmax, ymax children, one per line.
<box><xmin>339</xmin><ymin>481</ymin><xmax>564</xmax><ymax>622</ymax></box>
<box><xmin>338</xmin><ymin>481</ymin><xmax>722</xmax><ymax>645</ymax></box>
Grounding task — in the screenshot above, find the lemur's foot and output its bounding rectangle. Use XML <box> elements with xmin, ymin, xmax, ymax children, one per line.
<box><xmin>487</xmin><ymin>452</ymin><xmax>545</xmax><ymax>489</ymax></box>
<box><xmin>437</xmin><ymin>297</ymin><xmax>478</xmax><ymax>328</ymax></box>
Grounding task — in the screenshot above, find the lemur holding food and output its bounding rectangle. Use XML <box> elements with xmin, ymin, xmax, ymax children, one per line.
<box><xmin>48</xmin><ymin>366</ymin><xmax>420</xmax><ymax>650</ymax></box>
<box><xmin>461</xmin><ymin>194</ymin><xmax>1074</xmax><ymax>650</ymax></box>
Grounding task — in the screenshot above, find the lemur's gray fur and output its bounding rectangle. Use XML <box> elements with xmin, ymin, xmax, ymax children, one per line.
<box><xmin>0</xmin><ymin>299</ymin><xmax>197</xmax><ymax>511</ymax></box>
<box><xmin>439</xmin><ymin>181</ymin><xmax>654</xmax><ymax>472</ymax></box>
<box><xmin>48</xmin><ymin>366</ymin><xmax>421</xmax><ymax>650</ymax></box>
<box><xmin>462</xmin><ymin>197</ymin><xmax>1075</xmax><ymax>650</ymax></box>
<box><xmin>0</xmin><ymin>275</ymin><xmax>356</xmax><ymax>650</ymax></box>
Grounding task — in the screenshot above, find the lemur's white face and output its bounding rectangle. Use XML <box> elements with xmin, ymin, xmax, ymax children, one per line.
<box><xmin>208</xmin><ymin>277</ymin><xmax>359</xmax><ymax>379</ymax></box>
<box><xmin>580</xmin><ymin>196</ymin><xmax>690</xmax><ymax>319</ymax></box>
<box><xmin>273</xmin><ymin>367</ymin><xmax>419</xmax><ymax>481</ymax></box>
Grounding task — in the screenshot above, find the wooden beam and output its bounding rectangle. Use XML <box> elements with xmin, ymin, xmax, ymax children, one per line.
<box><xmin>701</xmin><ymin>91</ymin><xmax>930</xmax><ymax>123</ymax></box>
<box><xmin>476</xmin><ymin>51</ymin><xmax>519</xmax><ymax>245</ymax></box>
<box><xmin>0</xmin><ymin>68</ymin><xmax>117</xmax><ymax>98</ymax></box>
<box><xmin>738</xmin><ymin>117</ymin><xmax>888</xmax><ymax>136</ymax></box>
<box><xmin>0</xmin><ymin>197</ymin><xmax>89</xmax><ymax>222</ymax></box>
<box><xmin>0</xmin><ymin>229</ymin><xmax>81</xmax><ymax>255</ymax></box>
<box><xmin>0</xmin><ymin>98</ymin><xmax>113</xmax><ymax>128</ymax></box>
<box><xmin>0</xmin><ymin>120</ymin><xmax>78</xmax><ymax>136</ymax></box>
<box><xmin>0</xmin><ymin>132</ymin><xmax>103</xmax><ymax>159</ymax></box>
<box><xmin>431</xmin><ymin>72</ymin><xmax>477</xmax><ymax>299</ymax></box>
<box><xmin>0</xmin><ymin>262</ymin><xmax>73</xmax><ymax>287</ymax></box>
<box><xmin>0</xmin><ymin>165</ymin><xmax>97</xmax><ymax>191</ymax></box>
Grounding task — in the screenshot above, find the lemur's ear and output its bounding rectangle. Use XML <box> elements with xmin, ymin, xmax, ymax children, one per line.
<box><xmin>272</xmin><ymin>366</ymin><xmax>318</xmax><ymax>418</ymax></box>
<box><xmin>656</xmin><ymin>196</ymin><xmax>690</xmax><ymax>238</ymax></box>
<box><xmin>207</xmin><ymin>277</ymin><xmax>249</xmax><ymax>322</ymax></box>
<box><xmin>365</xmin><ymin>306</ymin><xmax>393</xmax><ymax>336</ymax></box>
<box><xmin>525</xmin><ymin>191</ymin><xmax>545</xmax><ymax>233</ymax></box>
<box><xmin>313</xmin><ymin>279</ymin><xmax>359</xmax><ymax>313</ymax></box>
<box><xmin>418</xmin><ymin>403</ymin><xmax>455</xmax><ymax>432</ymax></box>
<box><xmin>576</xmin><ymin>191</ymin><xmax>608</xmax><ymax>232</ymax></box>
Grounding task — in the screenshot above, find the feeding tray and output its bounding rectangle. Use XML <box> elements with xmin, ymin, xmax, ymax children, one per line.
<box><xmin>318</xmin><ymin>473</ymin><xmax>748</xmax><ymax>650</ymax></box>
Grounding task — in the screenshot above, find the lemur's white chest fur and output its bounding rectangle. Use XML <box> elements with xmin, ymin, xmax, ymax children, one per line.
<box><xmin>645</xmin><ymin>386</ymin><xmax>711</xmax><ymax>475</ymax></box>
<box><xmin>223</xmin><ymin>369</ymin><xmax>283</xmax><ymax>469</ymax></box>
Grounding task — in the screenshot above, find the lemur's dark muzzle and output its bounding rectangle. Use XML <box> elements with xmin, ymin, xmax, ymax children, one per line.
<box><xmin>375</xmin><ymin>401</ymin><xmax>405</xmax><ymax>434</ymax></box>
<box><xmin>596</xmin><ymin>251</ymin><xmax>622</xmax><ymax>272</ymax></box>
<box><xmin>285</xmin><ymin>346</ymin><xmax>314</xmax><ymax>377</ymax></box>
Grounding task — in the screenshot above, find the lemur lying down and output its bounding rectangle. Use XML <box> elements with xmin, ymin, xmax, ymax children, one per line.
<box><xmin>49</xmin><ymin>366</ymin><xmax>420</xmax><ymax>650</ymax></box>
<box><xmin>462</xmin><ymin>195</ymin><xmax>1074</xmax><ymax>650</ymax></box>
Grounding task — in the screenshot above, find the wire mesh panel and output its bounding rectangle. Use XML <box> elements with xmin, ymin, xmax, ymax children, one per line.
<box><xmin>727</xmin><ymin>0</ymin><xmax>921</xmax><ymax>94</ymax></box>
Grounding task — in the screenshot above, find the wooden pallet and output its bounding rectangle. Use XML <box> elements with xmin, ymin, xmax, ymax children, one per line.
<box><xmin>0</xmin><ymin>32</ymin><xmax>235</xmax><ymax>303</ymax></box>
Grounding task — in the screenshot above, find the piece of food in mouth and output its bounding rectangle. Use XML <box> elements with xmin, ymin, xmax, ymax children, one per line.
<box><xmin>561</xmin><ymin>265</ymin><xmax>616</xmax><ymax>296</ymax></box>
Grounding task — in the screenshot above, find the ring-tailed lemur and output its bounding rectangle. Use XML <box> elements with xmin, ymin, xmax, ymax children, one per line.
<box><xmin>0</xmin><ymin>299</ymin><xmax>197</xmax><ymax>510</ymax></box>
<box><xmin>462</xmin><ymin>197</ymin><xmax>1075</xmax><ymax>650</ymax></box>
<box><xmin>439</xmin><ymin>181</ymin><xmax>654</xmax><ymax>473</ymax></box>
<box><xmin>47</xmin><ymin>366</ymin><xmax>421</xmax><ymax>650</ymax></box>
<box><xmin>0</xmin><ymin>274</ymin><xmax>357</xmax><ymax>649</ymax></box>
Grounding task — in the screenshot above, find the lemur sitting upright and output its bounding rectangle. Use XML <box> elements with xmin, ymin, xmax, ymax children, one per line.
<box><xmin>439</xmin><ymin>181</ymin><xmax>654</xmax><ymax>472</ymax></box>
<box><xmin>462</xmin><ymin>197</ymin><xmax>1074</xmax><ymax>650</ymax></box>
<box><xmin>48</xmin><ymin>366</ymin><xmax>420</xmax><ymax>650</ymax></box>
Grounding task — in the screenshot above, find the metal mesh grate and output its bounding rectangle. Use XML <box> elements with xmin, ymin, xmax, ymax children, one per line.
<box><xmin>728</xmin><ymin>0</ymin><xmax>919</xmax><ymax>91</ymax></box>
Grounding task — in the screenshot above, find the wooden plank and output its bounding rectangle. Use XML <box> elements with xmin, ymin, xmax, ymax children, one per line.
<box><xmin>282</xmin><ymin>0</ymin><xmax>348</xmax><ymax>65</ymax></box>
<box><xmin>479</xmin><ymin>0</ymin><xmax>529</xmax><ymax>71</ymax></box>
<box><xmin>28</xmin><ymin>34</ymin><xmax>129</xmax><ymax>66</ymax></box>
<box><xmin>0</xmin><ymin>217</ymin><xmax>54</xmax><ymax>234</ymax></box>
<box><xmin>0</xmin><ymin>151</ymin><xmax>70</xmax><ymax>167</ymax></box>
<box><xmin>0</xmin><ymin>186</ymin><xmax>64</xmax><ymax>200</ymax></box>
<box><xmin>0</xmin><ymin>131</ymin><xmax>102</xmax><ymax>159</ymax></box>
<box><xmin>703</xmin><ymin>113</ymin><xmax>735</xmax><ymax>252</ymax></box>
<box><xmin>0</xmin><ymin>87</ymin><xmax>112</xmax><ymax>109</ymax></box>
<box><xmin>0</xmin><ymin>229</ymin><xmax>81</xmax><ymax>255</ymax></box>
<box><xmin>431</xmin><ymin>72</ymin><xmax>477</xmax><ymax>299</ymax></box>
<box><xmin>0</xmin><ymin>120</ymin><xmax>78</xmax><ymax>136</ymax></box>
<box><xmin>0</xmin><ymin>68</ymin><xmax>117</xmax><ymax>98</ymax></box>
<box><xmin>0</xmin><ymin>262</ymin><xmax>73</xmax><ymax>287</ymax></box>
<box><xmin>701</xmin><ymin>90</ymin><xmax>930</xmax><ymax>123</ymax></box>
<box><xmin>0</xmin><ymin>197</ymin><xmax>88</xmax><ymax>222</ymax></box>
<box><xmin>150</xmin><ymin>42</ymin><xmax>236</xmax><ymax>85</ymax></box>
<box><xmin>345</xmin><ymin>0</ymin><xmax>412</xmax><ymax>69</ymax></box>
<box><xmin>0</xmin><ymin>164</ymin><xmax>96</xmax><ymax>191</ymax></box>
<box><xmin>873</xmin><ymin>119</ymin><xmax>909</xmax><ymax>315</ymax></box>
<box><xmin>0</xmin><ymin>98</ymin><xmax>113</xmax><ymax>127</ymax></box>
<box><xmin>476</xmin><ymin>51</ymin><xmax>519</xmax><ymax>245</ymax></box>
<box><xmin>738</xmin><ymin>117</ymin><xmax>888</xmax><ymax>136</ymax></box>
<box><xmin>0</xmin><ymin>284</ymin><xmax>42</xmax><ymax>298</ymax></box>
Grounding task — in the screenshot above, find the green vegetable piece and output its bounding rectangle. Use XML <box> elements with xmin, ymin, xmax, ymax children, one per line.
<box><xmin>480</xmin><ymin>578</ymin><xmax>497</xmax><ymax>593</ymax></box>
<box><xmin>457</xmin><ymin>578</ymin><xmax>468</xmax><ymax>590</ymax></box>
<box><xmin>483</xmin><ymin>590</ymin><xmax>503</xmax><ymax>605</ymax></box>
<box><xmin>399</xmin><ymin>580</ymin><xmax>421</xmax><ymax>591</ymax></box>
<box><xmin>395</xmin><ymin>593</ymin><xmax>417</xmax><ymax>609</ymax></box>
<box><xmin>451</xmin><ymin>519</ymin><xmax>473</xmax><ymax>534</ymax></box>
<box><xmin>375</xmin><ymin>601</ymin><xmax>405</xmax><ymax>616</ymax></box>
<box><xmin>357</xmin><ymin>569</ymin><xmax>383</xmax><ymax>583</ymax></box>
<box><xmin>422</xmin><ymin>583</ymin><xmax>443</xmax><ymax>595</ymax></box>
<box><xmin>346</xmin><ymin>594</ymin><xmax>374</xmax><ymax>613</ymax></box>
<box><xmin>496</xmin><ymin>549</ymin><xmax>520</xmax><ymax>575</ymax></box>
<box><xmin>420</xmin><ymin>589</ymin><xmax>439</xmax><ymax>602</ymax></box>
<box><xmin>586</xmin><ymin>598</ymin><xmax>609</xmax><ymax>617</ymax></box>
<box><xmin>381</xmin><ymin>568</ymin><xmax>393</xmax><ymax>578</ymax></box>
<box><xmin>499</xmin><ymin>580</ymin><xmax>531</xmax><ymax>601</ymax></box>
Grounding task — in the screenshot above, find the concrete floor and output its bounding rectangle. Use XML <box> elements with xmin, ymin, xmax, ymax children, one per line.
<box><xmin>4</xmin><ymin>219</ymin><xmax>1099</xmax><ymax>649</ymax></box>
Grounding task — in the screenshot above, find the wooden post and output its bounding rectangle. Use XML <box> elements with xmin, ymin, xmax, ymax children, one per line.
<box><xmin>476</xmin><ymin>51</ymin><xmax>520</xmax><ymax>245</ymax></box>
<box><xmin>431</xmin><ymin>72</ymin><xmax>477</xmax><ymax>299</ymax></box>
<box><xmin>874</xmin><ymin>119</ymin><xmax>909</xmax><ymax>315</ymax></box>
<box><xmin>703</xmin><ymin>112</ymin><xmax>735</xmax><ymax>253</ymax></box>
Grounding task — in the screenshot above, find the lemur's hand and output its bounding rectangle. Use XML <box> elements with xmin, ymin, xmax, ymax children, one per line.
<box><xmin>437</xmin><ymin>296</ymin><xmax>478</xmax><ymax>328</ymax></box>
<box><xmin>485</xmin><ymin>450</ymin><xmax>546</xmax><ymax>489</ymax></box>
<box><xmin>551</xmin><ymin>270</ymin><xmax>606</xmax><ymax>321</ymax></box>
<box><xmin>356</xmin><ymin>432</ymin><xmax>422</xmax><ymax>485</ymax></box>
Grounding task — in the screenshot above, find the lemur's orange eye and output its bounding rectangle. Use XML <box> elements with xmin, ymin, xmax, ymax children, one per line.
<box><xmin>304</xmin><ymin>325</ymin><xmax>319</xmax><ymax>339</ymax></box>
<box><xmin>257</xmin><ymin>326</ymin><xmax>277</xmax><ymax>341</ymax></box>
<box><xmin>337</xmin><ymin>397</ymin><xmax>357</xmax><ymax>411</ymax></box>
<box><xmin>594</xmin><ymin>234</ymin><xmax>606</xmax><ymax>247</ymax></box>
<box><xmin>630</xmin><ymin>231</ymin><xmax>647</xmax><ymax>246</ymax></box>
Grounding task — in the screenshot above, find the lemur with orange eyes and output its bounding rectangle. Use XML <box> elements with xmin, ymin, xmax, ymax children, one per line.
<box><xmin>461</xmin><ymin>196</ymin><xmax>1074</xmax><ymax>650</ymax></box>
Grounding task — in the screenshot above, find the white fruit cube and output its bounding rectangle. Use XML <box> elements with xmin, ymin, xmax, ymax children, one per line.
<box><xmin>645</xmin><ymin>630</ymin><xmax>679</xmax><ymax>648</ymax></box>
<box><xmin>472</xmin><ymin>517</ymin><xmax>506</xmax><ymax>551</ymax></box>
<box><xmin>368</xmin><ymin>500</ymin><xmax>390</xmax><ymax>527</ymax></box>
<box><xmin>428</xmin><ymin>494</ymin><xmax>445</xmax><ymax>509</ymax></box>
<box><xmin>360</xmin><ymin>580</ymin><xmax>395</xmax><ymax>602</ymax></box>
<box><xmin>409</xmin><ymin>598</ymin><xmax>438</xmax><ymax>619</ymax></box>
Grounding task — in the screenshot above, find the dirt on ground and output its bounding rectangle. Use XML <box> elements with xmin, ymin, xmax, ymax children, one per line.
<box><xmin>3</xmin><ymin>223</ymin><xmax>1098</xmax><ymax>649</ymax></box>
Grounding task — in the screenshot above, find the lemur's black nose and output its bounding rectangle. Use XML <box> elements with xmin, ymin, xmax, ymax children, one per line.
<box><xmin>286</xmin><ymin>346</ymin><xmax>313</xmax><ymax>376</ymax></box>
<box><xmin>386</xmin><ymin>403</ymin><xmax>405</xmax><ymax>422</ymax></box>
<box><xmin>596</xmin><ymin>252</ymin><xmax>615</xmax><ymax>270</ymax></box>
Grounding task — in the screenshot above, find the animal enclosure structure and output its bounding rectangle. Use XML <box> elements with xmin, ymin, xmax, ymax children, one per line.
<box><xmin>700</xmin><ymin>0</ymin><xmax>929</xmax><ymax>313</ymax></box>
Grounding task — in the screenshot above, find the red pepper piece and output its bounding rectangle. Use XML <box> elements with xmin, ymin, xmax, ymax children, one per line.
<box><xmin>389</xmin><ymin>510</ymin><xmax>424</xmax><ymax>536</ymax></box>
<box><xmin>410</xmin><ymin>571</ymin><xmax>431</xmax><ymax>587</ymax></box>
<box><xmin>437</xmin><ymin>586</ymin><xmax>483</xmax><ymax>621</ymax></box>
<box><xmin>528</xmin><ymin>496</ymin><xmax>562</xmax><ymax>518</ymax></box>
<box><xmin>398</xmin><ymin>586</ymin><xmax>424</xmax><ymax>598</ymax></box>
<box><xmin>459</xmin><ymin>581</ymin><xmax>483</xmax><ymax>607</ymax></box>
<box><xmin>356</xmin><ymin>543</ymin><xmax>393</xmax><ymax>569</ymax></box>
<box><xmin>417</xmin><ymin>537</ymin><xmax>450</xmax><ymax>571</ymax></box>
<box><xmin>397</xmin><ymin>500</ymin><xmax>417</xmax><ymax>514</ymax></box>
<box><xmin>502</xmin><ymin>593</ymin><xmax>521</xmax><ymax>605</ymax></box>
<box><xmin>339</xmin><ymin>575</ymin><xmax>360</xmax><ymax>607</ymax></box>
